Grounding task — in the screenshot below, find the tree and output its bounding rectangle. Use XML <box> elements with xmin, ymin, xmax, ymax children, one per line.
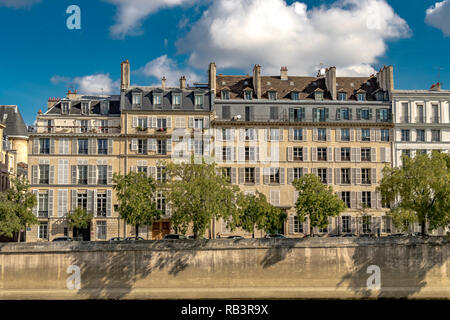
<box><xmin>113</xmin><ymin>172</ymin><xmax>161</xmax><ymax>237</ymax></box>
<box><xmin>67</xmin><ymin>206</ymin><xmax>93</xmax><ymax>229</ymax></box>
<box><xmin>378</xmin><ymin>151</ymin><xmax>450</xmax><ymax>235</ymax></box>
<box><xmin>263</xmin><ymin>205</ymin><xmax>287</xmax><ymax>235</ymax></box>
<box><xmin>0</xmin><ymin>200</ymin><xmax>21</xmax><ymax>238</ymax></box>
<box><xmin>163</xmin><ymin>159</ymin><xmax>241</xmax><ymax>239</ymax></box>
<box><xmin>293</xmin><ymin>174</ymin><xmax>346</xmax><ymax>236</ymax></box>
<box><xmin>0</xmin><ymin>176</ymin><xmax>37</xmax><ymax>241</ymax></box>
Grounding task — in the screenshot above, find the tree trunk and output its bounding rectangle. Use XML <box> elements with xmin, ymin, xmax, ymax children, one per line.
<box><xmin>135</xmin><ymin>225</ymin><xmax>139</xmax><ymax>238</ymax></box>
<box><xmin>421</xmin><ymin>220</ymin><xmax>427</xmax><ymax>236</ymax></box>
<box><xmin>310</xmin><ymin>225</ymin><xmax>313</xmax><ymax>237</ymax></box>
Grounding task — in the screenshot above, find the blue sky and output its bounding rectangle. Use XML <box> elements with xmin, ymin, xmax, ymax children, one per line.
<box><xmin>0</xmin><ymin>0</ymin><xmax>449</xmax><ymax>124</ymax></box>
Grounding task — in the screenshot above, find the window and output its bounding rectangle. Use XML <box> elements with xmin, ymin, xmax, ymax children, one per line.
<box><xmin>416</xmin><ymin>129</ymin><xmax>425</xmax><ymax>142</ymax></box>
<box><xmin>222</xmin><ymin>106</ymin><xmax>230</xmax><ymax>120</ymax></box>
<box><xmin>338</xmin><ymin>92</ymin><xmax>347</xmax><ymax>101</ymax></box>
<box><xmin>138</xmin><ymin>117</ymin><xmax>147</xmax><ymax>129</ymax></box>
<box><xmin>318</xmin><ymin>168</ymin><xmax>327</xmax><ymax>184</ymax></box>
<box><xmin>61</xmin><ymin>102</ymin><xmax>69</xmax><ymax>114</ymax></box>
<box><xmin>138</xmin><ymin>139</ymin><xmax>147</xmax><ymax>154</ymax></box>
<box><xmin>157</xmin><ymin>118</ymin><xmax>167</xmax><ymax>129</ymax></box>
<box><xmin>362</xmin><ymin>192</ymin><xmax>371</xmax><ymax>208</ymax></box>
<box><xmin>98</xmin><ymin>165</ymin><xmax>107</xmax><ymax>185</ymax></box>
<box><xmin>341</xmin><ymin>192</ymin><xmax>351</xmax><ymax>208</ymax></box>
<box><xmin>378</xmin><ymin>108</ymin><xmax>389</xmax><ymax>122</ymax></box>
<box><xmin>293</xmin><ymin>168</ymin><xmax>303</xmax><ymax>180</ymax></box>
<box><xmin>156</xmin><ymin>192</ymin><xmax>166</xmax><ymax>215</ymax></box>
<box><xmin>96</xmin><ymin>193</ymin><xmax>107</xmax><ymax>217</ymax></box>
<box><xmin>341</xmin><ymin>168</ymin><xmax>350</xmax><ymax>184</ymax></box>
<box><xmin>361</xmin><ymin>168</ymin><xmax>371</xmax><ymax>185</ymax></box>
<box><xmin>416</xmin><ymin>149</ymin><xmax>427</xmax><ymax>156</ymax></box>
<box><xmin>78</xmin><ymin>165</ymin><xmax>88</xmax><ymax>185</ymax></box>
<box><xmin>222</xmin><ymin>147</ymin><xmax>232</xmax><ymax>161</ymax></box>
<box><xmin>245</xmin><ymin>106</ymin><xmax>253</xmax><ymax>121</ymax></box>
<box><xmin>293</xmin><ymin>128</ymin><xmax>303</xmax><ymax>141</ymax></box>
<box><xmin>361</xmin><ymin>128</ymin><xmax>370</xmax><ymax>142</ymax></box>
<box><xmin>342</xmin><ymin>216</ymin><xmax>351</xmax><ymax>233</ymax></box>
<box><xmin>100</xmin><ymin>101</ymin><xmax>109</xmax><ymax>115</ymax></box>
<box><xmin>341</xmin><ymin>128</ymin><xmax>350</xmax><ymax>142</ymax></box>
<box><xmin>81</xmin><ymin>102</ymin><xmax>89</xmax><ymax>114</ymax></box>
<box><xmin>269</xmin><ymin>168</ymin><xmax>280</xmax><ymax>184</ymax></box>
<box><xmin>432</xmin><ymin>104</ymin><xmax>439</xmax><ymax>123</ymax></box>
<box><xmin>381</xmin><ymin>194</ymin><xmax>390</xmax><ymax>209</ymax></box>
<box><xmin>318</xmin><ymin>128</ymin><xmax>327</xmax><ymax>141</ymax></box>
<box><xmin>194</xmin><ymin>140</ymin><xmax>203</xmax><ymax>155</ymax></box>
<box><xmin>361</xmin><ymin>148</ymin><xmax>371</xmax><ymax>162</ymax></box>
<box><xmin>357</xmin><ymin>93</ymin><xmax>366</xmax><ymax>101</ymax></box>
<box><xmin>157</xmin><ymin>140</ymin><xmax>167</xmax><ymax>155</ymax></box>
<box><xmin>38</xmin><ymin>193</ymin><xmax>49</xmax><ymax>217</ymax></box>
<box><xmin>78</xmin><ymin>139</ymin><xmax>88</xmax><ymax>154</ymax></box>
<box><xmin>195</xmin><ymin>95</ymin><xmax>204</xmax><ymax>108</ymax></box>
<box><xmin>416</xmin><ymin>105</ymin><xmax>424</xmax><ymax>123</ymax></box>
<box><xmin>381</xmin><ymin>129</ymin><xmax>390</xmax><ymax>142</ymax></box>
<box><xmin>317</xmin><ymin>148</ymin><xmax>327</xmax><ymax>161</ymax></box>
<box><xmin>222</xmin><ymin>167</ymin><xmax>231</xmax><ymax>182</ymax></box>
<box><xmin>290</xmin><ymin>108</ymin><xmax>304</xmax><ymax>122</ymax></box>
<box><xmin>362</xmin><ymin>216</ymin><xmax>371</xmax><ymax>233</ymax></box>
<box><xmin>315</xmin><ymin>108</ymin><xmax>327</xmax><ymax>122</ymax></box>
<box><xmin>222</xmin><ymin>128</ymin><xmax>232</xmax><ymax>141</ymax></box>
<box><xmin>98</xmin><ymin>139</ymin><xmax>108</xmax><ymax>155</ymax></box>
<box><xmin>132</xmin><ymin>93</ymin><xmax>142</xmax><ymax>106</ymax></box>
<box><xmin>47</xmin><ymin>120</ymin><xmax>52</xmax><ymax>133</ymax></box>
<box><xmin>360</xmin><ymin>108</ymin><xmax>370</xmax><ymax>120</ymax></box>
<box><xmin>270</xmin><ymin>128</ymin><xmax>280</xmax><ymax>141</ymax></box>
<box><xmin>221</xmin><ymin>90</ymin><xmax>230</xmax><ymax>100</ymax></box>
<box><xmin>270</xmin><ymin>106</ymin><xmax>278</xmax><ymax>120</ymax></box>
<box><xmin>293</xmin><ymin>147</ymin><xmax>303</xmax><ymax>161</ymax></box>
<box><xmin>376</xmin><ymin>92</ymin><xmax>384</xmax><ymax>101</ymax></box>
<box><xmin>153</xmin><ymin>94</ymin><xmax>162</xmax><ymax>107</ymax></box>
<box><xmin>291</xmin><ymin>92</ymin><xmax>300</xmax><ymax>101</ymax></box>
<box><xmin>80</xmin><ymin>120</ymin><xmax>88</xmax><ymax>133</ymax></box>
<box><xmin>341</xmin><ymin>148</ymin><xmax>351</xmax><ymax>161</ymax></box>
<box><xmin>339</xmin><ymin>108</ymin><xmax>350</xmax><ymax>120</ymax></box>
<box><xmin>38</xmin><ymin>222</ymin><xmax>48</xmax><ymax>239</ymax></box>
<box><xmin>244</xmin><ymin>168</ymin><xmax>255</xmax><ymax>183</ymax></box>
<box><xmin>314</xmin><ymin>91</ymin><xmax>324</xmax><ymax>101</ymax></box>
<box><xmin>77</xmin><ymin>192</ymin><xmax>88</xmax><ymax>210</ymax></box>
<box><xmin>157</xmin><ymin>167</ymin><xmax>167</xmax><ymax>183</ymax></box>
<box><xmin>431</xmin><ymin>130</ymin><xmax>441</xmax><ymax>142</ymax></box>
<box><xmin>172</xmin><ymin>94</ymin><xmax>181</xmax><ymax>108</ymax></box>
<box><xmin>194</xmin><ymin>118</ymin><xmax>204</xmax><ymax>129</ymax></box>
<box><xmin>40</xmin><ymin>138</ymin><xmax>50</xmax><ymax>154</ymax></box>
<box><xmin>245</xmin><ymin>147</ymin><xmax>256</xmax><ymax>161</ymax></box>
<box><xmin>401</xmin><ymin>103</ymin><xmax>409</xmax><ymax>123</ymax></box>
<box><xmin>401</xmin><ymin>129</ymin><xmax>410</xmax><ymax>142</ymax></box>
<box><xmin>268</xmin><ymin>91</ymin><xmax>277</xmax><ymax>100</ymax></box>
<box><xmin>39</xmin><ymin>165</ymin><xmax>49</xmax><ymax>184</ymax></box>
<box><xmin>382</xmin><ymin>216</ymin><xmax>392</xmax><ymax>233</ymax></box>
<box><xmin>293</xmin><ymin>216</ymin><xmax>303</xmax><ymax>233</ymax></box>
<box><xmin>244</xmin><ymin>90</ymin><xmax>253</xmax><ymax>100</ymax></box>
<box><xmin>402</xmin><ymin>150</ymin><xmax>411</xmax><ymax>158</ymax></box>
<box><xmin>100</xmin><ymin>120</ymin><xmax>108</xmax><ymax>133</ymax></box>
<box><xmin>97</xmin><ymin>221</ymin><xmax>107</xmax><ymax>239</ymax></box>
<box><xmin>137</xmin><ymin>166</ymin><xmax>147</xmax><ymax>174</ymax></box>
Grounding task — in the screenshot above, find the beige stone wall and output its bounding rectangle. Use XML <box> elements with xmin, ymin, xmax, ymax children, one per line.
<box><xmin>10</xmin><ymin>138</ymin><xmax>28</xmax><ymax>164</ymax></box>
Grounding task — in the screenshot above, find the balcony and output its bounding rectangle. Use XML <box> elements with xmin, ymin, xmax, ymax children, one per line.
<box><xmin>30</xmin><ymin>125</ymin><xmax>121</xmax><ymax>134</ymax></box>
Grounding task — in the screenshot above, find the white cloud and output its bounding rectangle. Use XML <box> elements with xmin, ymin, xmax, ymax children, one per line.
<box><xmin>176</xmin><ymin>0</ymin><xmax>410</xmax><ymax>76</ymax></box>
<box><xmin>103</xmin><ymin>0</ymin><xmax>197</xmax><ymax>38</ymax></box>
<box><xmin>425</xmin><ymin>0</ymin><xmax>450</xmax><ymax>36</ymax></box>
<box><xmin>51</xmin><ymin>74</ymin><xmax>119</xmax><ymax>95</ymax></box>
<box><xmin>136</xmin><ymin>55</ymin><xmax>202</xmax><ymax>86</ymax></box>
<box><xmin>0</xmin><ymin>0</ymin><xmax>41</xmax><ymax>9</ymax></box>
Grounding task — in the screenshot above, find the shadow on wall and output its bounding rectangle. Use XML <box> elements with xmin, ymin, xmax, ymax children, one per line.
<box><xmin>336</xmin><ymin>237</ymin><xmax>449</xmax><ymax>298</ymax></box>
<box><xmin>69</xmin><ymin>240</ymin><xmax>203</xmax><ymax>299</ymax></box>
<box><xmin>260</xmin><ymin>238</ymin><xmax>298</xmax><ymax>269</ymax></box>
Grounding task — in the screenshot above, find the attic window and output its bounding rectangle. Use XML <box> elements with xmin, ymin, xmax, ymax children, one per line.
<box><xmin>222</xmin><ymin>81</ymin><xmax>226</xmax><ymax>85</ymax></box>
<box><xmin>357</xmin><ymin>93</ymin><xmax>366</xmax><ymax>101</ymax></box>
<box><xmin>153</xmin><ymin>94</ymin><xmax>162</xmax><ymax>108</ymax></box>
<box><xmin>100</xmin><ymin>101</ymin><xmax>109</xmax><ymax>115</ymax></box>
<box><xmin>172</xmin><ymin>93</ymin><xmax>181</xmax><ymax>108</ymax></box>
<box><xmin>244</xmin><ymin>81</ymin><xmax>248</xmax><ymax>85</ymax></box>
<box><xmin>81</xmin><ymin>102</ymin><xmax>89</xmax><ymax>115</ymax></box>
<box><xmin>268</xmin><ymin>91</ymin><xmax>277</xmax><ymax>100</ymax></box>
<box><xmin>267</xmin><ymin>81</ymin><xmax>271</xmax><ymax>86</ymax></box>
<box><xmin>195</xmin><ymin>94</ymin><xmax>204</xmax><ymax>108</ymax></box>
<box><xmin>291</xmin><ymin>92</ymin><xmax>299</xmax><ymax>100</ymax></box>
<box><xmin>375</xmin><ymin>91</ymin><xmax>384</xmax><ymax>101</ymax></box>
<box><xmin>132</xmin><ymin>93</ymin><xmax>142</xmax><ymax>106</ymax></box>
<box><xmin>221</xmin><ymin>90</ymin><xmax>230</xmax><ymax>100</ymax></box>
<box><xmin>314</xmin><ymin>91</ymin><xmax>324</xmax><ymax>101</ymax></box>
<box><xmin>338</xmin><ymin>92</ymin><xmax>347</xmax><ymax>101</ymax></box>
<box><xmin>61</xmin><ymin>101</ymin><xmax>69</xmax><ymax>114</ymax></box>
<box><xmin>244</xmin><ymin>89</ymin><xmax>253</xmax><ymax>100</ymax></box>
<box><xmin>290</xmin><ymin>81</ymin><xmax>295</xmax><ymax>86</ymax></box>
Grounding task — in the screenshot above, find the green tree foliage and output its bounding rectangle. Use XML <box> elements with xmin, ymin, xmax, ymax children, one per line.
<box><xmin>263</xmin><ymin>205</ymin><xmax>287</xmax><ymax>235</ymax></box>
<box><xmin>113</xmin><ymin>172</ymin><xmax>161</xmax><ymax>237</ymax></box>
<box><xmin>67</xmin><ymin>206</ymin><xmax>93</xmax><ymax>229</ymax></box>
<box><xmin>293</xmin><ymin>174</ymin><xmax>346</xmax><ymax>235</ymax></box>
<box><xmin>163</xmin><ymin>159</ymin><xmax>241</xmax><ymax>239</ymax></box>
<box><xmin>0</xmin><ymin>176</ymin><xmax>37</xmax><ymax>241</ymax></box>
<box><xmin>378</xmin><ymin>151</ymin><xmax>450</xmax><ymax>235</ymax></box>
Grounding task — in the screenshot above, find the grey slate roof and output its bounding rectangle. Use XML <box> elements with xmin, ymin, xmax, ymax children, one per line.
<box><xmin>46</xmin><ymin>97</ymin><xmax>121</xmax><ymax>115</ymax></box>
<box><xmin>121</xmin><ymin>87</ymin><xmax>212</xmax><ymax>111</ymax></box>
<box><xmin>0</xmin><ymin>105</ymin><xmax>29</xmax><ymax>138</ymax></box>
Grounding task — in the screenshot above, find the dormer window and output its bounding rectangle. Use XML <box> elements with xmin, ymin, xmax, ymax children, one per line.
<box><xmin>244</xmin><ymin>89</ymin><xmax>253</xmax><ymax>100</ymax></box>
<box><xmin>357</xmin><ymin>93</ymin><xmax>366</xmax><ymax>101</ymax></box>
<box><xmin>221</xmin><ymin>90</ymin><xmax>230</xmax><ymax>100</ymax></box>
<box><xmin>314</xmin><ymin>91</ymin><xmax>324</xmax><ymax>101</ymax></box>
<box><xmin>81</xmin><ymin>101</ymin><xmax>89</xmax><ymax>115</ymax></box>
<box><xmin>172</xmin><ymin>94</ymin><xmax>181</xmax><ymax>108</ymax></box>
<box><xmin>375</xmin><ymin>91</ymin><xmax>384</xmax><ymax>101</ymax></box>
<box><xmin>338</xmin><ymin>92</ymin><xmax>347</xmax><ymax>101</ymax></box>
<box><xmin>100</xmin><ymin>101</ymin><xmax>109</xmax><ymax>115</ymax></box>
<box><xmin>268</xmin><ymin>91</ymin><xmax>277</xmax><ymax>100</ymax></box>
<box><xmin>291</xmin><ymin>91</ymin><xmax>299</xmax><ymax>101</ymax></box>
<box><xmin>195</xmin><ymin>94</ymin><xmax>204</xmax><ymax>108</ymax></box>
<box><xmin>153</xmin><ymin>94</ymin><xmax>162</xmax><ymax>108</ymax></box>
<box><xmin>61</xmin><ymin>101</ymin><xmax>69</xmax><ymax>114</ymax></box>
<box><xmin>132</xmin><ymin>93</ymin><xmax>142</xmax><ymax>106</ymax></box>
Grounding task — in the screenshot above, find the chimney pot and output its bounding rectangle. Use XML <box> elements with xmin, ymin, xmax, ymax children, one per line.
<box><xmin>280</xmin><ymin>66</ymin><xmax>288</xmax><ymax>80</ymax></box>
<box><xmin>162</xmin><ymin>77</ymin><xmax>166</xmax><ymax>90</ymax></box>
<box><xmin>180</xmin><ymin>76</ymin><xmax>186</xmax><ymax>89</ymax></box>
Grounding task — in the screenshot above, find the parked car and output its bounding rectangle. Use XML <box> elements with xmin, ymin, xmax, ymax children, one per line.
<box><xmin>389</xmin><ymin>233</ymin><xmax>408</xmax><ymax>237</ymax></box>
<box><xmin>124</xmin><ymin>236</ymin><xmax>144</xmax><ymax>241</ymax></box>
<box><xmin>264</xmin><ymin>234</ymin><xmax>287</xmax><ymax>239</ymax></box>
<box><xmin>163</xmin><ymin>234</ymin><xmax>186</xmax><ymax>240</ymax></box>
<box><xmin>359</xmin><ymin>233</ymin><xmax>374</xmax><ymax>238</ymax></box>
<box><xmin>227</xmin><ymin>235</ymin><xmax>244</xmax><ymax>240</ymax></box>
<box><xmin>187</xmin><ymin>235</ymin><xmax>206</xmax><ymax>240</ymax></box>
<box><xmin>52</xmin><ymin>236</ymin><xmax>73</xmax><ymax>242</ymax></box>
<box><xmin>342</xmin><ymin>233</ymin><xmax>356</xmax><ymax>237</ymax></box>
<box><xmin>109</xmin><ymin>237</ymin><xmax>124</xmax><ymax>242</ymax></box>
<box><xmin>328</xmin><ymin>234</ymin><xmax>341</xmax><ymax>237</ymax></box>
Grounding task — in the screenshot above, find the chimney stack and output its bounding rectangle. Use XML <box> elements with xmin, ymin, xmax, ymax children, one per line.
<box><xmin>47</xmin><ymin>97</ymin><xmax>60</xmax><ymax>110</ymax></box>
<box><xmin>252</xmin><ymin>64</ymin><xmax>261</xmax><ymax>99</ymax></box>
<box><xmin>121</xmin><ymin>59</ymin><xmax>130</xmax><ymax>91</ymax></box>
<box><xmin>325</xmin><ymin>67</ymin><xmax>337</xmax><ymax>100</ymax></box>
<box><xmin>162</xmin><ymin>77</ymin><xmax>166</xmax><ymax>90</ymax></box>
<box><xmin>180</xmin><ymin>76</ymin><xmax>186</xmax><ymax>89</ymax></box>
<box><xmin>280</xmin><ymin>66</ymin><xmax>288</xmax><ymax>80</ymax></box>
<box><xmin>209</xmin><ymin>62</ymin><xmax>217</xmax><ymax>93</ymax></box>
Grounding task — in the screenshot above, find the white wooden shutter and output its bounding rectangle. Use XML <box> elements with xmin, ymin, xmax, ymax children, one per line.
<box><xmin>106</xmin><ymin>190</ymin><xmax>112</xmax><ymax>217</ymax></box>
<box><xmin>327</xmin><ymin>147</ymin><xmax>333</xmax><ymax>162</ymax></box>
<box><xmin>311</xmin><ymin>147</ymin><xmax>317</xmax><ymax>162</ymax></box>
<box><xmin>107</xmin><ymin>139</ymin><xmax>113</xmax><ymax>155</ymax></box>
<box><xmin>167</xmin><ymin>116</ymin><xmax>172</xmax><ymax>128</ymax></box>
<box><xmin>132</xmin><ymin>116</ymin><xmax>137</xmax><ymax>128</ymax></box>
<box><xmin>335</xmin><ymin>148</ymin><xmax>341</xmax><ymax>162</ymax></box>
<box><xmin>303</xmin><ymin>147</ymin><xmax>308</xmax><ymax>161</ymax></box>
<box><xmin>371</xmin><ymin>148</ymin><xmax>377</xmax><ymax>162</ymax></box>
<box><xmin>287</xmin><ymin>147</ymin><xmax>293</xmax><ymax>162</ymax></box>
<box><xmin>131</xmin><ymin>139</ymin><xmax>138</xmax><ymax>151</ymax></box>
<box><xmin>371</xmin><ymin>168</ymin><xmax>377</xmax><ymax>185</ymax></box>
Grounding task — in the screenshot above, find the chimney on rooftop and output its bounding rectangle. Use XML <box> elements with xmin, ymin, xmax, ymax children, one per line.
<box><xmin>252</xmin><ymin>64</ymin><xmax>261</xmax><ymax>99</ymax></box>
<box><xmin>325</xmin><ymin>67</ymin><xmax>337</xmax><ymax>100</ymax></box>
<box><xmin>430</xmin><ymin>82</ymin><xmax>441</xmax><ymax>91</ymax></box>
<box><xmin>280</xmin><ymin>66</ymin><xmax>288</xmax><ymax>80</ymax></box>
<box><xmin>121</xmin><ymin>59</ymin><xmax>130</xmax><ymax>91</ymax></box>
<box><xmin>162</xmin><ymin>77</ymin><xmax>166</xmax><ymax>90</ymax></box>
<box><xmin>180</xmin><ymin>76</ymin><xmax>186</xmax><ymax>89</ymax></box>
<box><xmin>209</xmin><ymin>62</ymin><xmax>217</xmax><ymax>93</ymax></box>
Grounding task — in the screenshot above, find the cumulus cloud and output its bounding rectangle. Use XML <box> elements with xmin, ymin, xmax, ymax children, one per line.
<box><xmin>103</xmin><ymin>0</ymin><xmax>198</xmax><ymax>38</ymax></box>
<box><xmin>425</xmin><ymin>0</ymin><xmax>450</xmax><ymax>36</ymax></box>
<box><xmin>136</xmin><ymin>55</ymin><xmax>202</xmax><ymax>86</ymax></box>
<box><xmin>176</xmin><ymin>0</ymin><xmax>410</xmax><ymax>76</ymax></box>
<box><xmin>51</xmin><ymin>74</ymin><xmax>119</xmax><ymax>95</ymax></box>
<box><xmin>0</xmin><ymin>0</ymin><xmax>41</xmax><ymax>9</ymax></box>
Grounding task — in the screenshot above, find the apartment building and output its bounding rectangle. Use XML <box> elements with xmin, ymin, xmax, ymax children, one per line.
<box><xmin>211</xmin><ymin>63</ymin><xmax>395</xmax><ymax>237</ymax></box>
<box><xmin>27</xmin><ymin>92</ymin><xmax>122</xmax><ymax>242</ymax></box>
